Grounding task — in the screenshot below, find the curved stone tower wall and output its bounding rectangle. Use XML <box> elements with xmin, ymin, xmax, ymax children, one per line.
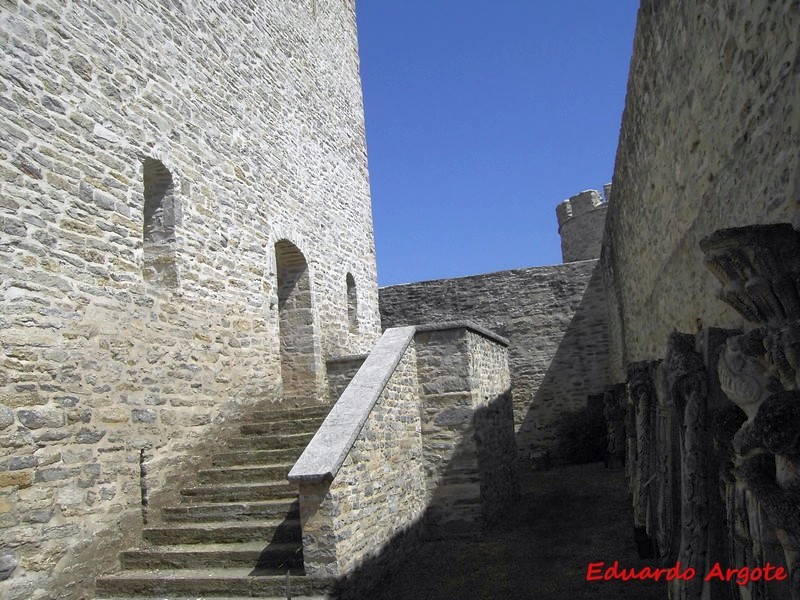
<box><xmin>0</xmin><ymin>1</ymin><xmax>379</xmax><ymax>597</ymax></box>
<box><xmin>556</xmin><ymin>189</ymin><xmax>609</xmax><ymax>263</ymax></box>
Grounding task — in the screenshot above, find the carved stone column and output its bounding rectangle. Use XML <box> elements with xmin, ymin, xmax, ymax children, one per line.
<box><xmin>628</xmin><ymin>360</ymin><xmax>660</xmax><ymax>558</ymax></box>
<box><xmin>665</xmin><ymin>333</ymin><xmax>710</xmax><ymax>600</ymax></box>
<box><xmin>604</xmin><ymin>384</ymin><xmax>627</xmax><ymax>469</ymax></box>
<box><xmin>653</xmin><ymin>361</ymin><xmax>681</xmax><ymax>565</ymax></box>
<box><xmin>702</xmin><ymin>224</ymin><xmax>800</xmax><ymax>600</ymax></box>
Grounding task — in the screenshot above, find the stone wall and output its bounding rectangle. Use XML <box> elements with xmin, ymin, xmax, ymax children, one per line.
<box><xmin>325</xmin><ymin>354</ymin><xmax>367</xmax><ymax>402</ymax></box>
<box><xmin>602</xmin><ymin>2</ymin><xmax>800</xmax><ymax>597</ymax></box>
<box><xmin>0</xmin><ymin>1</ymin><xmax>379</xmax><ymax>598</ymax></box>
<box><xmin>296</xmin><ymin>342</ymin><xmax>427</xmax><ymax>581</ymax></box>
<box><xmin>602</xmin><ymin>0</ymin><xmax>800</xmax><ymax>381</ymax></box>
<box><xmin>415</xmin><ymin>325</ymin><xmax>517</xmax><ymax>537</ymax></box>
<box><xmin>292</xmin><ymin>324</ymin><xmax>516</xmax><ymax>593</ymax></box>
<box><xmin>556</xmin><ymin>189</ymin><xmax>609</xmax><ymax>263</ymax></box>
<box><xmin>380</xmin><ymin>261</ymin><xmax>609</xmax><ymax>461</ymax></box>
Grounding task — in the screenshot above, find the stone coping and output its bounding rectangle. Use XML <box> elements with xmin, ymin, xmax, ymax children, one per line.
<box><xmin>414</xmin><ymin>321</ymin><xmax>510</xmax><ymax>347</ymax></box>
<box><xmin>288</xmin><ymin>326</ymin><xmax>416</xmax><ymax>484</ymax></box>
<box><xmin>325</xmin><ymin>353</ymin><xmax>369</xmax><ymax>364</ymax></box>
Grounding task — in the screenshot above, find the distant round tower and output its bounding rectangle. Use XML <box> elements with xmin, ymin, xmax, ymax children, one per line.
<box><xmin>555</xmin><ymin>186</ymin><xmax>610</xmax><ymax>262</ymax></box>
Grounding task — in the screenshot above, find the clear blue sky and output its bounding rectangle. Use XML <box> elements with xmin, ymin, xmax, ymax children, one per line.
<box><xmin>355</xmin><ymin>1</ymin><xmax>640</xmax><ymax>286</ymax></box>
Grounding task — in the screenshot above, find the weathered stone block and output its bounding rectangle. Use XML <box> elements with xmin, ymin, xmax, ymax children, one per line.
<box><xmin>0</xmin><ymin>471</ymin><xmax>33</xmax><ymax>489</ymax></box>
<box><xmin>16</xmin><ymin>409</ymin><xmax>64</xmax><ymax>430</ymax></box>
<box><xmin>0</xmin><ymin>407</ymin><xmax>14</xmax><ymax>430</ymax></box>
<box><xmin>0</xmin><ymin>553</ymin><xmax>17</xmax><ymax>581</ymax></box>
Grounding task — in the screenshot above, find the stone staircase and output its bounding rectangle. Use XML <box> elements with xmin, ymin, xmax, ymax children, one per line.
<box><xmin>96</xmin><ymin>404</ymin><xmax>336</xmax><ymax>599</ymax></box>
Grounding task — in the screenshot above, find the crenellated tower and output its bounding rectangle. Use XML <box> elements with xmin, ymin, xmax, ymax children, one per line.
<box><xmin>555</xmin><ymin>186</ymin><xmax>611</xmax><ymax>263</ymax></box>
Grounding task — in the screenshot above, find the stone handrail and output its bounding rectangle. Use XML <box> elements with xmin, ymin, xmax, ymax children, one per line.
<box><xmin>288</xmin><ymin>326</ymin><xmax>416</xmax><ymax>484</ymax></box>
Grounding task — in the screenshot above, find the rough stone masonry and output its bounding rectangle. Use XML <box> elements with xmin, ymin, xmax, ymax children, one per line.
<box><xmin>0</xmin><ymin>1</ymin><xmax>381</xmax><ymax>598</ymax></box>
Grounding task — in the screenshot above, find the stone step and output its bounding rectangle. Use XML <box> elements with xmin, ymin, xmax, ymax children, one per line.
<box><xmin>180</xmin><ymin>482</ymin><xmax>297</xmax><ymax>504</ymax></box>
<box><xmin>96</xmin><ymin>569</ymin><xmax>336</xmax><ymax>598</ymax></box>
<box><xmin>252</xmin><ymin>404</ymin><xmax>332</xmax><ymax>422</ymax></box>
<box><xmin>212</xmin><ymin>446</ymin><xmax>304</xmax><ymax>467</ymax></box>
<box><xmin>120</xmin><ymin>541</ymin><xmax>303</xmax><ymax>570</ymax></box>
<box><xmin>224</xmin><ymin>432</ymin><xmax>315</xmax><ymax>451</ymax></box>
<box><xmin>163</xmin><ymin>499</ymin><xmax>299</xmax><ymax>523</ymax></box>
<box><xmin>143</xmin><ymin>520</ymin><xmax>301</xmax><ymax>545</ymax></box>
<box><xmin>196</xmin><ymin>464</ymin><xmax>293</xmax><ymax>485</ymax></box>
<box><xmin>240</xmin><ymin>417</ymin><xmax>326</xmax><ymax>435</ymax></box>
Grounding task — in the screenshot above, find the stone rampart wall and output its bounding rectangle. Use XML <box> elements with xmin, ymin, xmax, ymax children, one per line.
<box><xmin>0</xmin><ymin>1</ymin><xmax>379</xmax><ymax>598</ymax></box>
<box><xmin>603</xmin><ymin>0</ymin><xmax>800</xmax><ymax>381</ymax></box>
<box><xmin>380</xmin><ymin>262</ymin><xmax>609</xmax><ymax>461</ymax></box>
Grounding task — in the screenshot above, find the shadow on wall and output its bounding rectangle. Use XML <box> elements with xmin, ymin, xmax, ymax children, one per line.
<box><xmin>326</xmin><ymin>391</ymin><xmax>519</xmax><ymax>600</ymax></box>
<box><xmin>515</xmin><ymin>263</ymin><xmax>609</xmax><ymax>463</ymax></box>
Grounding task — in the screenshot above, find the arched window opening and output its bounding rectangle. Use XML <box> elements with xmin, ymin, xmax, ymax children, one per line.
<box><xmin>275</xmin><ymin>240</ymin><xmax>320</xmax><ymax>402</ymax></box>
<box><xmin>346</xmin><ymin>272</ymin><xmax>358</xmax><ymax>333</ymax></box>
<box><xmin>142</xmin><ymin>158</ymin><xmax>178</xmax><ymax>287</ymax></box>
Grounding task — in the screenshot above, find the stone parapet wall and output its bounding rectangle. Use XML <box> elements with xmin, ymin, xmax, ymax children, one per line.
<box><xmin>0</xmin><ymin>1</ymin><xmax>379</xmax><ymax>598</ymax></box>
<box><xmin>602</xmin><ymin>0</ymin><xmax>800</xmax><ymax>380</ymax></box>
<box><xmin>415</xmin><ymin>326</ymin><xmax>517</xmax><ymax>536</ymax></box>
<box><xmin>380</xmin><ymin>261</ymin><xmax>610</xmax><ymax>461</ymax></box>
<box><xmin>291</xmin><ymin>324</ymin><xmax>516</xmax><ymax>592</ymax></box>
<box><xmin>290</xmin><ymin>328</ymin><xmax>427</xmax><ymax>585</ymax></box>
<box><xmin>467</xmin><ymin>330</ymin><xmax>519</xmax><ymax>525</ymax></box>
<box><xmin>300</xmin><ymin>345</ymin><xmax>425</xmax><ymax>579</ymax></box>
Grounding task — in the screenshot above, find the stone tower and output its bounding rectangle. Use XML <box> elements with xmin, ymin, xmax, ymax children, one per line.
<box><xmin>555</xmin><ymin>186</ymin><xmax>610</xmax><ymax>262</ymax></box>
<box><xmin>0</xmin><ymin>1</ymin><xmax>380</xmax><ymax>597</ymax></box>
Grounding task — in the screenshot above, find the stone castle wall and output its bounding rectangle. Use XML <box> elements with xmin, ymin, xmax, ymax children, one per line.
<box><xmin>603</xmin><ymin>0</ymin><xmax>800</xmax><ymax>381</ymax></box>
<box><xmin>0</xmin><ymin>1</ymin><xmax>379</xmax><ymax>598</ymax></box>
<box><xmin>380</xmin><ymin>261</ymin><xmax>609</xmax><ymax>461</ymax></box>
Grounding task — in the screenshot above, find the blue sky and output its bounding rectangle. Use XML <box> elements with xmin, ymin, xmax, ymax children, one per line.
<box><xmin>355</xmin><ymin>1</ymin><xmax>640</xmax><ymax>286</ymax></box>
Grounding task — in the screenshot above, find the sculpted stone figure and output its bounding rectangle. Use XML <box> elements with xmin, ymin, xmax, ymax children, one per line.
<box><xmin>703</xmin><ymin>224</ymin><xmax>800</xmax><ymax>599</ymax></box>
<box><xmin>653</xmin><ymin>363</ymin><xmax>679</xmax><ymax>565</ymax></box>
<box><xmin>719</xmin><ymin>334</ymin><xmax>800</xmax><ymax>599</ymax></box>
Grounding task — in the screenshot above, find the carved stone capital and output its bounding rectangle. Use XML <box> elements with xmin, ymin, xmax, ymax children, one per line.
<box><xmin>700</xmin><ymin>223</ymin><xmax>800</xmax><ymax>325</ymax></box>
<box><xmin>702</xmin><ymin>223</ymin><xmax>800</xmax><ymax>597</ymax></box>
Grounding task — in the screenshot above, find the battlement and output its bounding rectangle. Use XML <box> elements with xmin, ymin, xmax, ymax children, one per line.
<box><xmin>556</xmin><ymin>186</ymin><xmax>610</xmax><ymax>262</ymax></box>
<box><xmin>556</xmin><ymin>188</ymin><xmax>609</xmax><ymax>229</ymax></box>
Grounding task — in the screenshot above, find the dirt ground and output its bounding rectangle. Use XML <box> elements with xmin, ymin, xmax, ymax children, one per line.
<box><xmin>372</xmin><ymin>462</ymin><xmax>666</xmax><ymax>600</ymax></box>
